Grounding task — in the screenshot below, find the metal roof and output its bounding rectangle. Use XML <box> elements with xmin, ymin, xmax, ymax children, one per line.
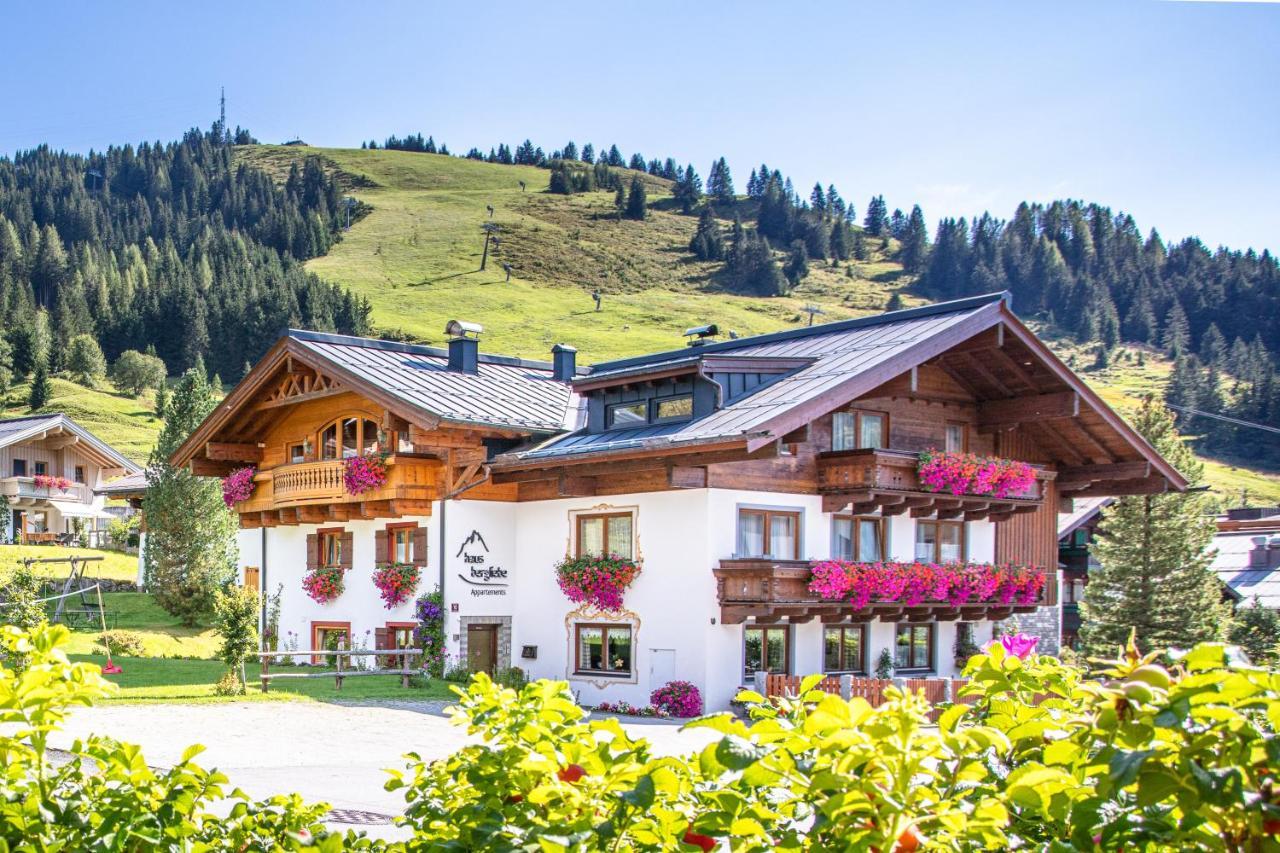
<box><xmin>97</xmin><ymin>469</ymin><xmax>149</xmax><ymax>497</ymax></box>
<box><xmin>1211</xmin><ymin>527</ymin><xmax>1280</xmax><ymax>608</ymax></box>
<box><xmin>0</xmin><ymin>413</ymin><xmax>139</xmax><ymax>472</ymax></box>
<box><xmin>1058</xmin><ymin>497</ymin><xmax>1114</xmax><ymax>539</ymax></box>
<box><xmin>503</xmin><ymin>294</ymin><xmax>1003</xmax><ymax>462</ymax></box>
<box><xmin>288</xmin><ymin>330</ymin><xmax>578</xmax><ymax>433</ymax></box>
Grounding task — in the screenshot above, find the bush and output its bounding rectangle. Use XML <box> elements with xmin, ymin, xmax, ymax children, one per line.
<box><xmin>110</xmin><ymin>349</ymin><xmax>167</xmax><ymax>396</ymax></box>
<box><xmin>650</xmin><ymin>679</ymin><xmax>702</xmax><ymax>717</ymax></box>
<box><xmin>493</xmin><ymin>665</ymin><xmax>527</xmax><ymax>691</ymax></box>
<box><xmin>213</xmin><ymin>668</ymin><xmax>245</xmax><ymax>696</ymax></box>
<box><xmin>213</xmin><ymin>585</ymin><xmax>259</xmax><ymax>690</ymax></box>
<box><xmin>96</xmin><ymin>629</ymin><xmax>146</xmax><ymax>657</ymax></box>
<box><xmin>66</xmin><ymin>334</ymin><xmax>107</xmax><ymax>387</ymax></box>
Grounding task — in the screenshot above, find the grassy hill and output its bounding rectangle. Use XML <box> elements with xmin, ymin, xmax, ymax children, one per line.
<box><xmin>1</xmin><ymin>377</ymin><xmax>161</xmax><ymax>463</ymax></box>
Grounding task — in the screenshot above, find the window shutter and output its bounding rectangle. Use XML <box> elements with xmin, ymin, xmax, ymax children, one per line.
<box><xmin>340</xmin><ymin>531</ymin><xmax>354</xmax><ymax>570</ymax></box>
<box><xmin>412</xmin><ymin>527</ymin><xmax>429</xmax><ymax>567</ymax></box>
<box><xmin>306</xmin><ymin>534</ymin><xmax>319</xmax><ymax>571</ymax></box>
<box><xmin>374</xmin><ymin>529</ymin><xmax>388</xmax><ymax>563</ymax></box>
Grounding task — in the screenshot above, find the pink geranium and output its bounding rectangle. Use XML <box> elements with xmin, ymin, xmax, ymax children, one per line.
<box><xmin>917</xmin><ymin>450</ymin><xmax>1037</xmax><ymax>500</ymax></box>
<box><xmin>343</xmin><ymin>454</ymin><xmax>388</xmax><ymax>495</ymax></box>
<box><xmin>221</xmin><ymin>467</ymin><xmax>256</xmax><ymax>507</ymax></box>
<box><xmin>555</xmin><ymin>554</ymin><xmax>641</xmax><ymax>611</ymax></box>
<box><xmin>808</xmin><ymin>560</ymin><xmax>1047</xmax><ymax>611</ymax></box>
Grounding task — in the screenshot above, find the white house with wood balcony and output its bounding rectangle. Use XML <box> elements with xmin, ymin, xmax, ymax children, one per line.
<box><xmin>0</xmin><ymin>414</ymin><xmax>140</xmax><ymax>545</ymax></box>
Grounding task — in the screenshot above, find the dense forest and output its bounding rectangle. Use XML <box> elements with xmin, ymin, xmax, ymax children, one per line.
<box><xmin>0</xmin><ymin>126</ymin><xmax>370</xmax><ymax>389</ymax></box>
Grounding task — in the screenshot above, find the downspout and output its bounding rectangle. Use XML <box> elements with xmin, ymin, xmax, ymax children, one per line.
<box><xmin>260</xmin><ymin>527</ymin><xmax>268</xmax><ymax>649</ymax></box>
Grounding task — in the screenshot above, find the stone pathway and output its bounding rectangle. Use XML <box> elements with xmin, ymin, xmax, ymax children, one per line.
<box><xmin>53</xmin><ymin>699</ymin><xmax>719</xmax><ymax>841</ymax></box>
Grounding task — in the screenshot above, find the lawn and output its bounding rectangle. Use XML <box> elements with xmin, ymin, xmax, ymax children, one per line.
<box><xmin>1</xmin><ymin>376</ymin><xmax>161</xmax><ymax>463</ymax></box>
<box><xmin>1</xmin><ymin>544</ymin><xmax>139</xmax><ymax>583</ymax></box>
<box><xmin>70</xmin><ymin>653</ymin><xmax>458</xmax><ymax>704</ymax></box>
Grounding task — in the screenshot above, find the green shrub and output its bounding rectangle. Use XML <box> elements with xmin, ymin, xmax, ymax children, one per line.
<box><xmin>213</xmin><ymin>668</ymin><xmax>244</xmax><ymax>696</ymax></box>
<box><xmin>493</xmin><ymin>665</ymin><xmax>527</xmax><ymax>691</ymax></box>
<box><xmin>96</xmin><ymin>629</ymin><xmax>146</xmax><ymax>657</ymax></box>
<box><xmin>213</xmin><ymin>585</ymin><xmax>259</xmax><ymax>690</ymax></box>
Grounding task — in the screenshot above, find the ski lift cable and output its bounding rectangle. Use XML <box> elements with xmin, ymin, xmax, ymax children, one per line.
<box><xmin>1165</xmin><ymin>404</ymin><xmax>1280</xmax><ymax>436</ymax></box>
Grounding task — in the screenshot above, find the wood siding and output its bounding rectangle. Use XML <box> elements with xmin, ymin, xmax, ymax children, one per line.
<box><xmin>996</xmin><ymin>429</ymin><xmax>1060</xmax><ymax>586</ymax></box>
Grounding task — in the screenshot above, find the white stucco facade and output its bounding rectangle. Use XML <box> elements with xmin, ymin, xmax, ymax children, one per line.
<box><xmin>245</xmin><ymin>486</ymin><xmax>1005</xmax><ymax>711</ymax></box>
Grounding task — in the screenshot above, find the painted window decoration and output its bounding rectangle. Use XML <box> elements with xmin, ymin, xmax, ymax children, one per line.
<box><xmin>575</xmin><ymin>624</ymin><xmax>632</xmax><ymax>676</ymax></box>
<box><xmin>833</xmin><ymin>515</ymin><xmax>884</xmax><ymax>562</ymax></box>
<box><xmin>915</xmin><ymin>520</ymin><xmax>964</xmax><ymax>563</ymax></box>
<box><xmin>895</xmin><ymin>623</ymin><xmax>933</xmax><ymax>671</ymax></box>
<box><xmin>737</xmin><ymin>509</ymin><xmax>800</xmax><ymax>560</ymax></box>
<box><xmin>832</xmin><ymin>410</ymin><xmax>887</xmax><ymax>452</ymax></box>
<box><xmin>744</xmin><ymin>626</ymin><xmax>789</xmax><ymax>678</ymax></box>
<box><xmin>823</xmin><ymin>625</ymin><xmax>866</xmax><ymax>674</ymax></box>
<box><xmin>577</xmin><ymin>512</ymin><xmax>633</xmax><ymax>560</ymax></box>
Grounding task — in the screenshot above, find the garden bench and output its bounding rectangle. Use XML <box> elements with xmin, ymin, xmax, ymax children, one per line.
<box><xmin>257</xmin><ymin>647</ymin><xmax>424</xmax><ymax>692</ymax></box>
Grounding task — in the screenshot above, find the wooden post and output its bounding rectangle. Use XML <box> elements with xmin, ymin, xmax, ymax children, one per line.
<box><xmin>839</xmin><ymin>674</ymin><xmax>853</xmax><ymax>701</ymax></box>
<box><xmin>261</xmin><ymin>653</ymin><xmax>270</xmax><ymax>693</ymax></box>
<box><xmin>400</xmin><ymin>648</ymin><xmax>410</xmax><ymax>689</ymax></box>
<box><xmin>335</xmin><ymin>640</ymin><xmax>346</xmax><ymax>691</ymax></box>
<box><xmin>753</xmin><ymin>670</ymin><xmax>767</xmax><ymax>697</ymax></box>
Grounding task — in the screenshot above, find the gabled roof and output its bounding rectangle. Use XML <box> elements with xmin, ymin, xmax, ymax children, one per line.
<box><xmin>96</xmin><ymin>469</ymin><xmax>149</xmax><ymax>498</ymax></box>
<box><xmin>1058</xmin><ymin>497</ymin><xmax>1114</xmax><ymax>539</ymax></box>
<box><xmin>0</xmin><ymin>414</ymin><xmax>139</xmax><ymax>472</ymax></box>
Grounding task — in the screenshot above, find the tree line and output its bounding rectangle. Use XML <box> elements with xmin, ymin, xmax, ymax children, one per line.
<box><xmin>0</xmin><ymin>127</ymin><xmax>371</xmax><ymax>396</ymax></box>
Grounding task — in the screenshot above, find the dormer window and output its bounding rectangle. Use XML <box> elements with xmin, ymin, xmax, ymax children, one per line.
<box><xmin>653</xmin><ymin>395</ymin><xmax>693</xmax><ymax>422</ymax></box>
<box><xmin>607</xmin><ymin>402</ymin><xmax>647</xmax><ymax>428</ymax></box>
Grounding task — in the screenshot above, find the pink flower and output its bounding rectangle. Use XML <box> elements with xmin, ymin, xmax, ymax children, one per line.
<box><xmin>993</xmin><ymin>632</ymin><xmax>1039</xmax><ymax>660</ymax></box>
<box><xmin>221</xmin><ymin>467</ymin><xmax>256</xmax><ymax>507</ymax></box>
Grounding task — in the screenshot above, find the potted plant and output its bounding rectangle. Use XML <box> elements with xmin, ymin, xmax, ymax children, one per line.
<box><xmin>874</xmin><ymin>648</ymin><xmax>894</xmax><ymax>679</ymax></box>
<box><xmin>302</xmin><ymin>566</ymin><xmax>344</xmax><ymax>604</ymax></box>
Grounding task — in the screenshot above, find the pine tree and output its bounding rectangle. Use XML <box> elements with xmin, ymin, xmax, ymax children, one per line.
<box><xmin>864</xmin><ymin>195</ymin><xmax>888</xmax><ymax>236</ymax></box>
<box><xmin>143</xmin><ymin>366</ymin><xmax>238</xmax><ymax>625</ymax></box>
<box><xmin>154</xmin><ymin>382</ymin><xmax>170</xmax><ymax>419</ymax></box>
<box><xmin>624</xmin><ymin>177</ymin><xmax>647</xmax><ymax>221</ymax></box>
<box><xmin>581</xmin><ymin>143</ymin><xmax>594</xmax><ymax>164</ymax></box>
<box><xmin>67</xmin><ymin>334</ymin><xmax>107</xmax><ymax>387</ymax></box>
<box><xmin>27</xmin><ymin>359</ymin><xmax>50</xmax><ymax>410</ymax></box>
<box><xmin>672</xmin><ymin>165</ymin><xmax>702</xmax><ymax>214</ymax></box>
<box><xmin>708</xmin><ymin>157</ymin><xmax>734</xmax><ymax>203</ymax></box>
<box><xmin>899</xmin><ymin>205</ymin><xmax>929</xmax><ymax>273</ymax></box>
<box><xmin>1161</xmin><ymin>301</ymin><xmax>1190</xmax><ymax>357</ymax></box>
<box><xmin>783</xmin><ymin>240</ymin><xmax>809</xmax><ymax>285</ymax></box>
<box><xmin>689</xmin><ymin>207</ymin><xmax>724</xmax><ymax>261</ymax></box>
<box><xmin>809</xmin><ymin>183</ymin><xmax>826</xmax><ymax>213</ymax></box>
<box><xmin>1078</xmin><ymin>396</ymin><xmax>1229</xmax><ymax>656</ymax></box>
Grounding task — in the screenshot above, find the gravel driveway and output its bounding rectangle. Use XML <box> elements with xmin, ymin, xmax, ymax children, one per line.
<box><xmin>52</xmin><ymin>700</ymin><xmax>719</xmax><ymax>841</ymax></box>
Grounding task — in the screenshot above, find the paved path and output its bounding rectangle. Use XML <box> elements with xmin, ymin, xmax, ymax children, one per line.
<box><xmin>53</xmin><ymin>700</ymin><xmax>719</xmax><ymax>841</ymax></box>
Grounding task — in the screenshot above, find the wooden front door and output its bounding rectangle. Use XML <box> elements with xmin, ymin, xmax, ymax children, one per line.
<box><xmin>466</xmin><ymin>624</ymin><xmax>498</xmax><ymax>674</ymax></box>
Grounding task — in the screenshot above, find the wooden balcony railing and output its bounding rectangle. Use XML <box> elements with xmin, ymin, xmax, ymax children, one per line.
<box><xmin>235</xmin><ymin>456</ymin><xmax>439</xmax><ymax>518</ymax></box>
<box><xmin>816</xmin><ymin>448</ymin><xmax>1051</xmax><ymax>520</ymax></box>
<box><xmin>714</xmin><ymin>557</ymin><xmax>1056</xmax><ymax>625</ymax></box>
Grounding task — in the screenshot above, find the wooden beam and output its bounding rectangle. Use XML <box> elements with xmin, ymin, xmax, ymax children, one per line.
<box><xmin>1053</xmin><ymin>418</ymin><xmax>1116</xmax><ymax>465</ymax></box>
<box><xmin>668</xmin><ymin>466</ymin><xmax>708</xmax><ymax>489</ymax></box>
<box><xmin>258</xmin><ymin>512</ymin><xmax>278</xmax><ymax>528</ymax></box>
<box><xmin>780</xmin><ymin>424</ymin><xmax>810</xmax><ymax>445</ymax></box>
<box><xmin>491</xmin><ymin>443</ymin><xmax>777</xmax><ymax>484</ymax></box>
<box><xmin>985</xmin><ymin>345</ymin><xmax>1042</xmax><ymax>391</ymax></box>
<box><xmin>1057</xmin><ymin>461</ymin><xmax>1152</xmax><ymax>491</ymax></box>
<box><xmin>822</xmin><ymin>490</ymin><xmax>874</xmax><ymax>513</ymax></box>
<box><xmin>252</xmin><ymin>385</ymin><xmax>346</xmax><ymax>411</ymax></box>
<box><xmin>558</xmin><ymin>475</ymin><xmax>597</xmax><ymax>497</ymax></box>
<box><xmin>957</xmin><ymin>351</ymin><xmax>1014</xmax><ymax>397</ymax></box>
<box><xmin>297</xmin><ymin>506</ymin><xmax>328</xmax><ymax>523</ymax></box>
<box><xmin>977</xmin><ymin>392</ymin><xmax>1079</xmax><ymax>430</ymax></box>
<box><xmin>884</xmin><ymin>497</ymin><xmax>935</xmax><ymax>517</ymax></box>
<box><xmin>189</xmin><ymin>458</ymin><xmax>236</xmax><ymax>477</ymax></box>
<box><xmin>1071</xmin><ymin>477</ymin><xmax>1169</xmax><ymax>497</ymax></box>
<box><xmin>205</xmin><ymin>442</ymin><xmax>263</xmax><ymax>462</ymax></box>
<box><xmin>1021</xmin><ymin>421</ymin><xmax>1087</xmax><ymax>467</ymax></box>
<box><xmin>961</xmin><ymin>501</ymin><xmax>991</xmax><ymax>521</ymax></box>
<box><xmin>327</xmin><ymin>504</ymin><xmax>351</xmax><ymax>521</ymax></box>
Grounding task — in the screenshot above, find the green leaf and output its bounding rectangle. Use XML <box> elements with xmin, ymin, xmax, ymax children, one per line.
<box><xmin>714</xmin><ymin>735</ymin><xmax>768</xmax><ymax>771</ymax></box>
<box><xmin>620</xmin><ymin>774</ymin><xmax>654</xmax><ymax>809</ymax></box>
<box><xmin>799</xmin><ymin>673</ymin><xmax>825</xmax><ymax>694</ymax></box>
<box><xmin>1109</xmin><ymin>749</ymin><xmax>1156</xmax><ymax>788</ymax></box>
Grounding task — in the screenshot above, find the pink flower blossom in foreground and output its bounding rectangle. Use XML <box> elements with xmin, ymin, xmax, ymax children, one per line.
<box><xmin>993</xmin><ymin>632</ymin><xmax>1039</xmax><ymax>660</ymax></box>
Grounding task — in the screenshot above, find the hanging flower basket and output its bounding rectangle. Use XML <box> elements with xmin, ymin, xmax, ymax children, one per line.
<box><xmin>33</xmin><ymin>474</ymin><xmax>73</xmax><ymax>492</ymax></box>
<box><xmin>343</xmin><ymin>454</ymin><xmax>388</xmax><ymax>496</ymax></box>
<box><xmin>809</xmin><ymin>560</ymin><xmax>1046</xmax><ymax>609</ymax></box>
<box><xmin>554</xmin><ymin>554</ymin><xmax>641</xmax><ymax>612</ymax></box>
<box><xmin>221</xmin><ymin>467</ymin><xmax>256</xmax><ymax>508</ymax></box>
<box><xmin>302</xmin><ymin>566</ymin><xmax>345</xmax><ymax>604</ymax></box>
<box><xmin>917</xmin><ymin>450</ymin><xmax>1037</xmax><ymax>500</ymax></box>
<box><xmin>372</xmin><ymin>562</ymin><xmax>421</xmax><ymax>609</ymax></box>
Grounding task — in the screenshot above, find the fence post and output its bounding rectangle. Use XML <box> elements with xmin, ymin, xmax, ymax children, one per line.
<box><xmin>260</xmin><ymin>652</ymin><xmax>270</xmax><ymax>694</ymax></box>
<box><xmin>335</xmin><ymin>640</ymin><xmax>346</xmax><ymax>691</ymax></box>
<box><xmin>892</xmin><ymin>676</ymin><xmax>906</xmax><ymax>694</ymax></box>
<box><xmin>839</xmin><ymin>674</ymin><xmax>853</xmax><ymax>701</ymax></box>
<box><xmin>944</xmin><ymin>677</ymin><xmax>953</xmax><ymax>703</ymax></box>
<box><xmin>401</xmin><ymin>649</ymin><xmax>411</xmax><ymax>688</ymax></box>
<box><xmin>753</xmin><ymin>670</ymin><xmax>767</xmax><ymax>696</ymax></box>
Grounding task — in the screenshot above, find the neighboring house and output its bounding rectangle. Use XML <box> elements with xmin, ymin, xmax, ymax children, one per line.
<box><xmin>95</xmin><ymin>469</ymin><xmax>149</xmax><ymax>582</ymax></box>
<box><xmin>170</xmin><ymin>292</ymin><xmax>1186</xmax><ymax>710</ymax></box>
<box><xmin>1056</xmin><ymin>496</ymin><xmax>1114</xmax><ymax>649</ymax></box>
<box><xmin>1210</xmin><ymin>506</ymin><xmax>1280</xmax><ymax>610</ymax></box>
<box><xmin>0</xmin><ymin>414</ymin><xmax>140</xmax><ymax>546</ymax></box>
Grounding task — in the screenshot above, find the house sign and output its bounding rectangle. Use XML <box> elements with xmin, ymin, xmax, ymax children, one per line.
<box><xmin>455</xmin><ymin>530</ymin><xmax>508</xmax><ymax>596</ymax></box>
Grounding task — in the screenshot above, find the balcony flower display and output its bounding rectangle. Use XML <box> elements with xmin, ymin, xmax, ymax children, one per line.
<box><xmin>809</xmin><ymin>559</ymin><xmax>1046</xmax><ymax>610</ymax></box>
<box><xmin>372</xmin><ymin>562</ymin><xmax>421</xmax><ymax>609</ymax></box>
<box><xmin>343</xmin><ymin>454</ymin><xmax>388</xmax><ymax>496</ymax></box>
<box><xmin>917</xmin><ymin>449</ymin><xmax>1037</xmax><ymax>500</ymax></box>
<box><xmin>220</xmin><ymin>467</ymin><xmax>256</xmax><ymax>508</ymax></box>
<box><xmin>32</xmin><ymin>474</ymin><xmax>73</xmax><ymax>492</ymax></box>
<box><xmin>302</xmin><ymin>565</ymin><xmax>344</xmax><ymax>604</ymax></box>
<box><xmin>554</xmin><ymin>553</ymin><xmax>641</xmax><ymax>612</ymax></box>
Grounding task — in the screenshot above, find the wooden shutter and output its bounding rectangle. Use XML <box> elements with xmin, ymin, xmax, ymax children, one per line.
<box><xmin>412</xmin><ymin>527</ymin><xmax>429</xmax><ymax>567</ymax></box>
<box><xmin>306</xmin><ymin>534</ymin><xmax>319</xmax><ymax>570</ymax></box>
<box><xmin>374</xmin><ymin>529</ymin><xmax>389</xmax><ymax>563</ymax></box>
<box><xmin>243</xmin><ymin>567</ymin><xmax>260</xmax><ymax>590</ymax></box>
<box><xmin>340</xmin><ymin>531</ymin><xmax>354</xmax><ymax>570</ymax></box>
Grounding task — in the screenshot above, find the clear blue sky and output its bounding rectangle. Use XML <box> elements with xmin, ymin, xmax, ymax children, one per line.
<box><xmin>4</xmin><ymin>1</ymin><xmax>1277</xmax><ymax>252</ymax></box>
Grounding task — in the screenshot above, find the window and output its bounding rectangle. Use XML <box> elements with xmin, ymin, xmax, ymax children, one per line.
<box><xmin>310</xmin><ymin>621</ymin><xmax>351</xmax><ymax>665</ymax></box>
<box><xmin>607</xmin><ymin>401</ymin><xmax>647</xmax><ymax>428</ymax></box>
<box><xmin>387</xmin><ymin>522</ymin><xmax>416</xmax><ymax>563</ymax></box>
<box><xmin>34</xmin><ymin>461</ymin><xmax>47</xmax><ymax>476</ymax></box>
<box><xmin>945</xmin><ymin>422</ymin><xmax>968</xmax><ymax>454</ymax></box>
<box><xmin>737</xmin><ymin>509</ymin><xmax>800</xmax><ymax>559</ymax></box>
<box><xmin>386</xmin><ymin>621</ymin><xmax>417</xmax><ymax>650</ymax></box>
<box><xmin>320</xmin><ymin>417</ymin><xmax>379</xmax><ymax>460</ymax></box>
<box><xmin>915</xmin><ymin>521</ymin><xmax>964</xmax><ymax>563</ymax></box>
<box><xmin>895</xmin><ymin>623</ymin><xmax>933</xmax><ymax>671</ymax></box>
<box><xmin>575</xmin><ymin>624</ymin><xmax>632</xmax><ymax>676</ymax></box>
<box><xmin>653</xmin><ymin>395</ymin><xmax>693</xmax><ymax>422</ymax></box>
<box><xmin>832</xmin><ymin>410</ymin><xmax>887</xmax><ymax>451</ymax></box>
<box><xmin>577</xmin><ymin>513</ymin><xmax>633</xmax><ymax>559</ymax></box>
<box><xmin>824</xmin><ymin>625</ymin><xmax>866</xmax><ymax>673</ymax></box>
<box><xmin>12</xmin><ymin>459</ymin><xmax>26</xmax><ymax>477</ymax></box>
<box><xmin>242</xmin><ymin>566</ymin><xmax>260</xmax><ymax>590</ymax></box>
<box><xmin>397</xmin><ymin>431</ymin><xmax>415</xmax><ymax>454</ymax></box>
<box><xmin>74</xmin><ymin>465</ymin><xmax>85</xmax><ymax>484</ymax></box>
<box><xmin>320</xmin><ymin>423</ymin><xmax>338</xmax><ymax>460</ymax></box>
<box><xmin>289</xmin><ymin>444</ymin><xmax>306</xmax><ymax>464</ymax></box>
<box><xmin>833</xmin><ymin>516</ymin><xmax>884</xmax><ymax>562</ymax></box>
<box><xmin>744</xmin><ymin>626</ymin><xmax>789</xmax><ymax>678</ymax></box>
<box><xmin>319</xmin><ymin>528</ymin><xmax>344</xmax><ymax>567</ymax></box>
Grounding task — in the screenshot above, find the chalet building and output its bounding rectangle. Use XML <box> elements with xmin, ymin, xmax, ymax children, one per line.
<box><xmin>0</xmin><ymin>414</ymin><xmax>139</xmax><ymax>546</ymax></box>
<box><xmin>1213</xmin><ymin>507</ymin><xmax>1280</xmax><ymax>610</ymax></box>
<box><xmin>1056</xmin><ymin>497</ymin><xmax>1113</xmax><ymax>649</ymax></box>
<box><xmin>171</xmin><ymin>293</ymin><xmax>1186</xmax><ymax>709</ymax></box>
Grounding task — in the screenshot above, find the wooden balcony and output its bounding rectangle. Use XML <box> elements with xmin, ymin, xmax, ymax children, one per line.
<box><xmin>236</xmin><ymin>456</ymin><xmax>439</xmax><ymax>526</ymax></box>
<box><xmin>816</xmin><ymin>448</ymin><xmax>1052</xmax><ymax>520</ymax></box>
<box><xmin>0</xmin><ymin>477</ymin><xmax>94</xmax><ymax>505</ymax></box>
<box><xmin>713</xmin><ymin>558</ymin><xmax>1057</xmax><ymax>625</ymax></box>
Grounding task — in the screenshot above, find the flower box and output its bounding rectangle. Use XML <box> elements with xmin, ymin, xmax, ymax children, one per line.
<box><xmin>809</xmin><ymin>559</ymin><xmax>1047</xmax><ymax>609</ymax></box>
<box><xmin>373</xmin><ymin>562</ymin><xmax>421</xmax><ymax>609</ymax></box>
<box><xmin>302</xmin><ymin>566</ymin><xmax>345</xmax><ymax>604</ymax></box>
<box><xmin>554</xmin><ymin>554</ymin><xmax>641</xmax><ymax>612</ymax></box>
<box><xmin>917</xmin><ymin>450</ymin><xmax>1037</xmax><ymax>500</ymax></box>
<box><xmin>221</xmin><ymin>467</ymin><xmax>256</xmax><ymax>508</ymax></box>
<box><xmin>33</xmin><ymin>474</ymin><xmax>73</xmax><ymax>492</ymax></box>
<box><xmin>343</xmin><ymin>454</ymin><xmax>388</xmax><ymax>496</ymax></box>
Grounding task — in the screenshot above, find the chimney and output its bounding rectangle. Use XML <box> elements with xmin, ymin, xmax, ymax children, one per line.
<box><xmin>444</xmin><ymin>320</ymin><xmax>482</xmax><ymax>374</ymax></box>
<box><xmin>1270</xmin><ymin>536</ymin><xmax>1280</xmax><ymax>569</ymax></box>
<box><xmin>1249</xmin><ymin>537</ymin><xmax>1269</xmax><ymax>568</ymax></box>
<box><xmin>551</xmin><ymin>343</ymin><xmax>577</xmax><ymax>382</ymax></box>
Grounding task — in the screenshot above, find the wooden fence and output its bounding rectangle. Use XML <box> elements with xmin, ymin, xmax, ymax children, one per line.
<box><xmin>257</xmin><ymin>647</ymin><xmax>423</xmax><ymax>692</ymax></box>
<box><xmin>756</xmin><ymin>672</ymin><xmax>974</xmax><ymax>720</ymax></box>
